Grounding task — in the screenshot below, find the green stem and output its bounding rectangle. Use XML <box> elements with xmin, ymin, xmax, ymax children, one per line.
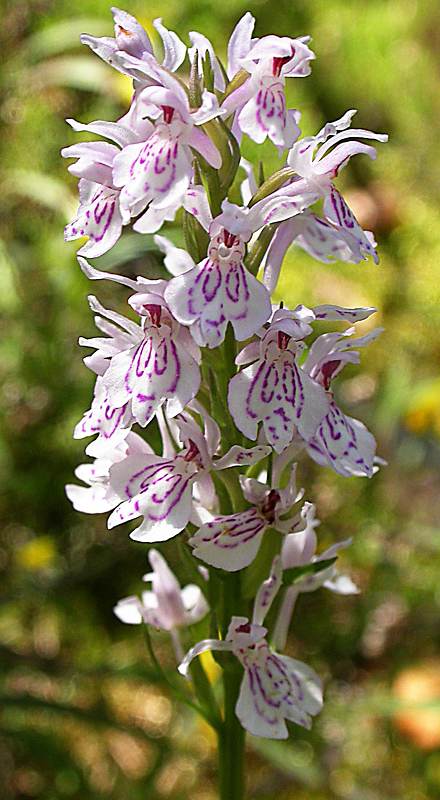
<box><xmin>218</xmin><ymin>572</ymin><xmax>246</xmax><ymax>800</ymax></box>
<box><xmin>219</xmin><ymin>664</ymin><xmax>246</xmax><ymax>800</ymax></box>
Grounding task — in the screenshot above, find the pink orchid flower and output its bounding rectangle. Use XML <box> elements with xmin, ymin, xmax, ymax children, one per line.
<box><xmin>107</xmin><ymin>407</ymin><xmax>270</xmax><ymax>542</ymax></box>
<box><xmin>80</xmin><ymin>9</ymin><xmax>186</xmax><ymax>81</ymax></box>
<box><xmin>228</xmin><ymin>307</ymin><xmax>329</xmax><ymax>453</ymax></box>
<box><xmin>111</xmin><ymin>72</ymin><xmax>222</xmax><ymax>234</ymax></box>
<box><xmin>263</xmin><ymin>206</ymin><xmax>380</xmax><ymax>294</ymax></box>
<box><xmin>114</xmin><ymin>548</ymin><xmax>208</xmax><ymax>661</ymax></box>
<box><xmin>179</xmin><ymin>557</ymin><xmax>323</xmax><ymax>738</ymax></box>
<box><xmin>62</xmin><ymin>105</ymin><xmax>153</xmax><ymax>256</ymax></box>
<box><xmin>303</xmin><ymin>307</ymin><xmax>383</xmax><ymax>477</ymax></box>
<box><xmin>65</xmin><ymin>431</ymin><xmax>152</xmax><ymax>515</ymax></box>
<box><xmin>163</xmin><ymin>192</ymin><xmax>274</xmax><ymax>348</ymax></box>
<box><xmin>75</xmin><ymin>262</ymin><xmax>201</xmax><ymax>442</ymax></box>
<box><xmin>223</xmin><ymin>13</ymin><xmax>315</xmax><ymax>149</ymax></box>
<box><xmin>189</xmin><ymin>468</ymin><xmax>306</xmax><ymax>572</ymax></box>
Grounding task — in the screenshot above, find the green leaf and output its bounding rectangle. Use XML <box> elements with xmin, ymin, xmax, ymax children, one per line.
<box><xmin>183</xmin><ymin>207</ymin><xmax>209</xmax><ymax>262</ymax></box>
<box><xmin>282</xmin><ymin>557</ymin><xmax>337</xmax><ymax>587</ymax></box>
<box><xmin>248</xmin><ymin>166</ymin><xmax>297</xmax><ymax>207</ymax></box>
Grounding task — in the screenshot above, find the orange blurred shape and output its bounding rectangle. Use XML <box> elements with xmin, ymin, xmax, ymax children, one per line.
<box><xmin>393</xmin><ymin>661</ymin><xmax>440</xmax><ymax>749</ymax></box>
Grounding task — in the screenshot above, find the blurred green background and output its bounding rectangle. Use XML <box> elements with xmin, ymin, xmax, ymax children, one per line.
<box><xmin>1</xmin><ymin>1</ymin><xmax>440</xmax><ymax>798</ymax></box>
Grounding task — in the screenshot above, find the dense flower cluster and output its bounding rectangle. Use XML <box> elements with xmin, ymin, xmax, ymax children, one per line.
<box><xmin>64</xmin><ymin>8</ymin><xmax>386</xmax><ymax>742</ymax></box>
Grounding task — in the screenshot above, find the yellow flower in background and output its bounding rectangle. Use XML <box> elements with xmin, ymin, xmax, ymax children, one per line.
<box><xmin>404</xmin><ymin>378</ymin><xmax>440</xmax><ymax>437</ymax></box>
<box><xmin>16</xmin><ymin>536</ymin><xmax>56</xmax><ymax>571</ymax></box>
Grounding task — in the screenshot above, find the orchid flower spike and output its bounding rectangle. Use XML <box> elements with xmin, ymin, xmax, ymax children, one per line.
<box><xmin>179</xmin><ymin>557</ymin><xmax>323</xmax><ymax>738</ymax></box>
<box><xmin>163</xmin><ymin>191</ymin><xmax>272</xmax><ymax>348</ymax></box>
<box><xmin>302</xmin><ymin>308</ymin><xmax>383</xmax><ymax>477</ymax></box>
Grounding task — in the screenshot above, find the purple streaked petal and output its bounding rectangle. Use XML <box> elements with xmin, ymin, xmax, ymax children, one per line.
<box><xmin>190</xmin><ymin>509</ymin><xmax>267</xmax><ymax>571</ymax></box>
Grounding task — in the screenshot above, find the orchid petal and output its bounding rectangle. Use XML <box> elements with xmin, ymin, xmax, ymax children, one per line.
<box><xmin>323</xmin><ymin>189</ymin><xmax>380</xmax><ymax>263</ymax></box>
<box><xmin>111</xmin><ymin>7</ymin><xmax>153</xmax><ymax>56</ymax></box>
<box><xmin>154</xmin><ymin>235</ymin><xmax>195</xmax><ymax>276</ymax></box>
<box><xmin>133</xmin><ymin>201</ymin><xmax>182</xmax><ymax>234</ymax></box>
<box><xmin>188</xmin><ymin>128</ymin><xmax>222</xmax><ymax>169</ymax></box>
<box><xmin>66</xmin><ymin>117</ymin><xmax>149</xmax><ymax>149</ymax></box>
<box><xmin>153</xmin><ymin>18</ymin><xmax>186</xmax><ymax>71</ymax></box>
<box><xmin>312</xmin><ymin>304</ymin><xmax>377</xmax><ymax>322</ymax></box>
<box><xmin>190</xmin><ymin>509</ymin><xmax>267</xmax><ymax>571</ymax></box>
<box><xmin>228</xmin><ymin>356</ymin><xmax>329</xmax><ymax>453</ymax></box>
<box><xmin>113</xmin><ymin>133</ymin><xmax>193</xmax><ymax>223</ymax></box>
<box><xmin>263</xmin><ymin>220</ymin><xmax>297</xmax><ymax>294</ymax></box>
<box><xmin>236</xmin><ymin>646</ymin><xmax>322</xmax><ymax>738</ymax></box>
<box><xmin>253</xmin><ymin>556</ymin><xmax>282</xmax><ymax>625</ymax></box>
<box><xmin>323</xmin><ymin>573</ymin><xmax>360</xmax><ymax>595</ymax></box>
<box><xmin>74</xmin><ymin>377</ymin><xmax>132</xmax><ymax>456</ymax></box>
<box><xmin>191</xmin><ymin>90</ymin><xmax>225</xmax><ymax>125</ymax></box>
<box><xmin>108</xmin><ymin>455</ymin><xmax>196</xmax><ymax>541</ymax></box>
<box><xmin>65</xmin><ymin>182</ymin><xmax>123</xmax><ymax>258</ymax></box>
<box><xmin>214</xmin><ymin>444</ymin><xmax>271</xmax><ymax>470</ymax></box>
<box><xmin>183</xmin><ymin>185</ymin><xmax>213</xmax><ymax>231</ymax></box>
<box><xmin>235</xmin><ymin>667</ymin><xmax>288</xmax><ymax>739</ymax></box>
<box><xmin>165</xmin><ymin>258</ymin><xmax>271</xmax><ymax>349</ymax></box>
<box><xmin>113</xmin><ymin>595</ymin><xmax>144</xmax><ymax>624</ymax></box>
<box><xmin>227</xmin><ymin>12</ymin><xmax>255</xmax><ymax>79</ymax></box>
<box><xmin>178</xmin><ymin>638</ymin><xmax>232</xmax><ymax>677</ymax></box>
<box><xmin>79</xmin><ymin>257</ymin><xmax>166</xmax><ymax>298</ymax></box>
<box><xmin>307</xmin><ymin>403</ymin><xmax>376</xmax><ymax>478</ymax></box>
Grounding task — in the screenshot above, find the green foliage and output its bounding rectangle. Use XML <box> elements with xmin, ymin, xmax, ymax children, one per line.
<box><xmin>282</xmin><ymin>558</ymin><xmax>337</xmax><ymax>587</ymax></box>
